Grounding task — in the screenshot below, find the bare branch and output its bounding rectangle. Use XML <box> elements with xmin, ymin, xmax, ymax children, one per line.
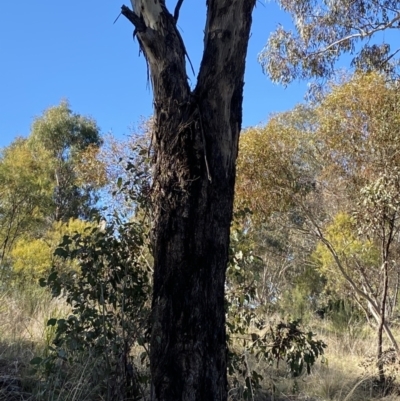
<box><xmin>381</xmin><ymin>48</ymin><xmax>400</xmax><ymax>67</ymax></box>
<box><xmin>300</xmin><ymin>202</ymin><xmax>400</xmax><ymax>352</ymax></box>
<box><xmin>311</xmin><ymin>12</ymin><xmax>400</xmax><ymax>56</ymax></box>
<box><xmin>174</xmin><ymin>0</ymin><xmax>184</xmax><ymax>23</ymax></box>
<box><xmin>121</xmin><ymin>4</ymin><xmax>146</xmax><ymax>32</ymax></box>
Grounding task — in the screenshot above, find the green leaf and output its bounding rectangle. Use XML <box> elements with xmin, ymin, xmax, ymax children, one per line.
<box><xmin>48</xmin><ymin>271</ymin><xmax>58</xmax><ymax>282</ymax></box>
<box><xmin>39</xmin><ymin>278</ymin><xmax>47</xmax><ymax>287</ymax></box>
<box><xmin>30</xmin><ymin>357</ymin><xmax>43</xmax><ymax>365</ymax></box>
<box><xmin>54</xmin><ymin>247</ymin><xmax>68</xmax><ymax>258</ymax></box>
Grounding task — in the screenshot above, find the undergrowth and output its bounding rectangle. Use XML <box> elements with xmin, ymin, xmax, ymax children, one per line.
<box><xmin>1</xmin><ymin>282</ymin><xmax>400</xmax><ymax>401</ymax></box>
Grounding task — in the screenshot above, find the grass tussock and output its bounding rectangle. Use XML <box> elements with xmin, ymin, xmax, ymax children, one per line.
<box><xmin>0</xmin><ymin>284</ymin><xmax>69</xmax><ymax>401</ymax></box>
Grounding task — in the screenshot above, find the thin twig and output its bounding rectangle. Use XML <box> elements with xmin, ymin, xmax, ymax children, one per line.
<box><xmin>114</xmin><ymin>12</ymin><xmax>122</xmax><ymax>24</ymax></box>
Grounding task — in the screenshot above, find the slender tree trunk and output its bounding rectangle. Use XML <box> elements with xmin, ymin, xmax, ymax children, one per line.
<box><xmin>377</xmin><ymin>214</ymin><xmax>394</xmax><ymax>386</ymax></box>
<box><xmin>366</xmin><ymin>300</ymin><xmax>399</xmax><ymax>353</ymax></box>
<box><xmin>390</xmin><ymin>271</ymin><xmax>400</xmax><ymax>319</ymax></box>
<box><xmin>122</xmin><ymin>2</ymin><xmax>255</xmax><ymax>400</ymax></box>
<box><xmin>377</xmin><ymin>261</ymin><xmax>388</xmax><ymax>384</ymax></box>
<box><xmin>312</xmin><ymin>220</ymin><xmax>400</xmax><ymax>354</ymax></box>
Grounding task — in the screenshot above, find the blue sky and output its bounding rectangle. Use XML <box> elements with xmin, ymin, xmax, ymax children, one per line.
<box><xmin>0</xmin><ymin>1</ymin><xmax>308</xmax><ymax>148</ymax></box>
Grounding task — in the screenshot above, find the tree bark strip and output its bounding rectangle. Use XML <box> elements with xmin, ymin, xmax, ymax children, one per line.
<box><xmin>121</xmin><ymin>1</ymin><xmax>256</xmax><ymax>400</ymax></box>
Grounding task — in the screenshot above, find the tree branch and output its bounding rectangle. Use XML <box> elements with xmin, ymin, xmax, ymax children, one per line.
<box><xmin>310</xmin><ymin>12</ymin><xmax>400</xmax><ymax>56</ymax></box>
<box><xmin>300</xmin><ymin>203</ymin><xmax>400</xmax><ymax>353</ymax></box>
<box><xmin>381</xmin><ymin>48</ymin><xmax>400</xmax><ymax>68</ymax></box>
<box><xmin>174</xmin><ymin>0</ymin><xmax>184</xmax><ymax>23</ymax></box>
<box><xmin>120</xmin><ymin>2</ymin><xmax>189</xmax><ymax>104</ymax></box>
<box><xmin>121</xmin><ymin>5</ymin><xmax>146</xmax><ymax>32</ymax></box>
<box><xmin>197</xmin><ymin>0</ymin><xmax>255</xmax><ymax>86</ymax></box>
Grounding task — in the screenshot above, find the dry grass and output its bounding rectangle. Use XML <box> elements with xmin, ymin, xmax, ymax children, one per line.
<box><xmin>1</xmin><ymin>287</ymin><xmax>400</xmax><ymax>401</ymax></box>
<box><xmin>0</xmin><ymin>285</ymin><xmax>70</xmax><ymax>400</ymax></box>
<box><xmin>0</xmin><ymin>284</ymin><xmax>146</xmax><ymax>401</ymax></box>
<box><xmin>248</xmin><ymin>319</ymin><xmax>400</xmax><ymax>401</ymax></box>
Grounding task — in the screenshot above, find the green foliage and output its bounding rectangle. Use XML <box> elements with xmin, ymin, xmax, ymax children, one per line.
<box><xmin>32</xmin><ymin>201</ymin><xmax>325</xmax><ymax>400</ymax></box>
<box><xmin>30</xmin><ymin>100</ymin><xmax>101</xmax><ymax>160</ymax></box>
<box><xmin>228</xmin><ymin>317</ymin><xmax>326</xmax><ymax>399</ymax></box>
<box><xmin>261</xmin><ymin>1</ymin><xmax>400</xmax><ymax>84</ymax></box>
<box><xmin>236</xmin><ymin>105</ymin><xmax>318</xmax><ymax>222</ymax></box>
<box><xmin>8</xmin><ymin>218</ymin><xmax>95</xmax><ymax>282</ymax></box>
<box><xmin>235</xmin><ymin>111</ymin><xmax>322</xmax><ymax>316</ymax></box>
<box><xmin>313</xmin><ymin>212</ymin><xmax>380</xmax><ymax>296</ymax></box>
<box><xmin>30</xmin><ymin>134</ymin><xmax>153</xmax><ymax>400</ymax></box>
<box><xmin>76</xmin><ymin>129</ymin><xmax>153</xmax><ymax>218</ymax></box>
<box><xmin>235</xmin><ymin>72</ymin><xmax>400</xmax><ymax>382</ymax></box>
<box><xmin>10</xmin><ymin>238</ymin><xmax>51</xmax><ymax>278</ymax></box>
<box><xmin>29</xmin><ymin>100</ymin><xmax>102</xmax><ymax>221</ymax></box>
<box><xmin>0</xmin><ymin>101</ymin><xmax>103</xmax><ymax>282</ymax></box>
<box><xmin>35</xmin><ymin>214</ymin><xmax>151</xmax><ymax>399</ymax></box>
<box><xmin>278</xmin><ymin>263</ymin><xmax>326</xmax><ymax>321</ymax></box>
<box><xmin>226</xmin><ymin>224</ymin><xmax>326</xmax><ymax>399</ymax></box>
<box><xmin>255</xmin><ymin>320</ymin><xmax>326</xmax><ymax>376</ymax></box>
<box><xmin>0</xmin><ymin>138</ymin><xmax>54</xmax><ymax>268</ymax></box>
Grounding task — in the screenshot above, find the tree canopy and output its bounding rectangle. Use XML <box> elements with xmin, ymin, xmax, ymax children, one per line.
<box><xmin>261</xmin><ymin>0</ymin><xmax>400</xmax><ymax>84</ymax></box>
<box><xmin>236</xmin><ymin>71</ymin><xmax>400</xmax><ymax>379</ymax></box>
<box><xmin>0</xmin><ymin>101</ymin><xmax>102</xmax><ymax>273</ymax></box>
<box><xmin>29</xmin><ymin>100</ymin><xmax>102</xmax><ymax>221</ymax></box>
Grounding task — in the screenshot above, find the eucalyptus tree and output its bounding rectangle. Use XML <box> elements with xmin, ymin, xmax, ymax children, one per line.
<box><xmin>29</xmin><ymin>100</ymin><xmax>102</xmax><ymax>221</ymax></box>
<box><xmin>0</xmin><ymin>102</ymin><xmax>102</xmax><ymax>273</ymax></box>
<box><xmin>235</xmin><ymin>105</ymin><xmax>322</xmax><ymax>312</ymax></box>
<box><xmin>120</xmin><ymin>1</ymin><xmax>256</xmax><ymax>400</ymax></box>
<box><xmin>314</xmin><ymin>73</ymin><xmax>400</xmax><ymax>381</ymax></box>
<box><xmin>236</xmin><ymin>72</ymin><xmax>400</xmax><ymax>382</ymax></box>
<box><xmin>0</xmin><ymin>138</ymin><xmax>53</xmax><ymax>269</ymax></box>
<box><xmin>261</xmin><ymin>0</ymin><xmax>400</xmax><ymax>84</ymax></box>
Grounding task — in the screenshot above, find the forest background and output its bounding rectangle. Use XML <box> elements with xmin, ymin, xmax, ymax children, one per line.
<box><xmin>2</xmin><ymin>1</ymin><xmax>400</xmax><ymax>401</ymax></box>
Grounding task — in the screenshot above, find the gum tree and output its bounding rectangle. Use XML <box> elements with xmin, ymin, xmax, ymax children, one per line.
<box><xmin>236</xmin><ymin>73</ymin><xmax>400</xmax><ymax>383</ymax></box>
<box><xmin>120</xmin><ymin>1</ymin><xmax>256</xmax><ymax>400</ymax></box>
<box><xmin>260</xmin><ymin>0</ymin><xmax>400</xmax><ymax>85</ymax></box>
<box><xmin>29</xmin><ymin>101</ymin><xmax>102</xmax><ymax>221</ymax></box>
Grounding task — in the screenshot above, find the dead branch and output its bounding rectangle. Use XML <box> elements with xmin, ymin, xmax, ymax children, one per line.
<box><xmin>174</xmin><ymin>0</ymin><xmax>184</xmax><ymax>22</ymax></box>
<box><xmin>121</xmin><ymin>5</ymin><xmax>146</xmax><ymax>32</ymax></box>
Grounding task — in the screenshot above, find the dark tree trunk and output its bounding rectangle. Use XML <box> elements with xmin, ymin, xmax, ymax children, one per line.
<box><xmin>121</xmin><ymin>1</ymin><xmax>255</xmax><ymax>400</ymax></box>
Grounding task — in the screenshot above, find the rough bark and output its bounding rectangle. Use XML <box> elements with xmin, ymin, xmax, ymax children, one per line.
<box><xmin>121</xmin><ymin>1</ymin><xmax>256</xmax><ymax>400</ymax></box>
